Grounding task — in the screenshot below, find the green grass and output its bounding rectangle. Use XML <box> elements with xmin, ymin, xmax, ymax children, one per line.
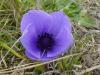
<box><xmin>0</xmin><ymin>0</ymin><xmax>100</xmax><ymax>75</ymax></box>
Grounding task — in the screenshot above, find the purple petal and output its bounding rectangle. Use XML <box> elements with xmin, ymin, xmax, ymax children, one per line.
<box><xmin>25</xmin><ymin>50</ymin><xmax>37</xmax><ymax>60</ymax></box>
<box><xmin>20</xmin><ymin>24</ymin><xmax>41</xmax><ymax>58</ymax></box>
<box><xmin>21</xmin><ymin>10</ymin><xmax>52</xmax><ymax>34</ymax></box>
<box><xmin>39</xmin><ymin>53</ymin><xmax>56</xmax><ymax>61</ymax></box>
<box><xmin>25</xmin><ymin>50</ymin><xmax>56</xmax><ymax>61</ymax></box>
<box><xmin>47</xmin><ymin>11</ymin><xmax>72</xmax><ymax>36</ymax></box>
<box><xmin>47</xmin><ymin>26</ymin><xmax>74</xmax><ymax>57</ymax></box>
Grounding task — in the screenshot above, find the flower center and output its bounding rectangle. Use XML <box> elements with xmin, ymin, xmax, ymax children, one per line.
<box><xmin>37</xmin><ymin>33</ymin><xmax>54</xmax><ymax>51</ymax></box>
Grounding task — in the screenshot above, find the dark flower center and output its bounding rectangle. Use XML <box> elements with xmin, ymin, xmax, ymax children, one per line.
<box><xmin>37</xmin><ymin>33</ymin><xmax>54</xmax><ymax>51</ymax></box>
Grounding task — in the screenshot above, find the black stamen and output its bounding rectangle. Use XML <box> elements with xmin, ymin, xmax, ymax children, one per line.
<box><xmin>37</xmin><ymin>33</ymin><xmax>54</xmax><ymax>52</ymax></box>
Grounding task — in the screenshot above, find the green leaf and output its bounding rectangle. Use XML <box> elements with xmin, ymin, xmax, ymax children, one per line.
<box><xmin>63</xmin><ymin>2</ymin><xmax>81</xmax><ymax>17</ymax></box>
<box><xmin>0</xmin><ymin>41</ymin><xmax>27</xmax><ymax>60</ymax></box>
<box><xmin>56</xmin><ymin>0</ymin><xmax>72</xmax><ymax>9</ymax></box>
<box><xmin>79</xmin><ymin>15</ymin><xmax>96</xmax><ymax>27</ymax></box>
<box><xmin>78</xmin><ymin>9</ymin><xmax>96</xmax><ymax>27</ymax></box>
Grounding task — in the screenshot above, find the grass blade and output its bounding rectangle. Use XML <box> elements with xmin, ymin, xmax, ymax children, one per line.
<box><xmin>0</xmin><ymin>41</ymin><xmax>27</xmax><ymax>60</ymax></box>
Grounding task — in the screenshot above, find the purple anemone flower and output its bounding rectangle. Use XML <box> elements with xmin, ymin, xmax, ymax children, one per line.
<box><xmin>20</xmin><ymin>10</ymin><xmax>74</xmax><ymax>61</ymax></box>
